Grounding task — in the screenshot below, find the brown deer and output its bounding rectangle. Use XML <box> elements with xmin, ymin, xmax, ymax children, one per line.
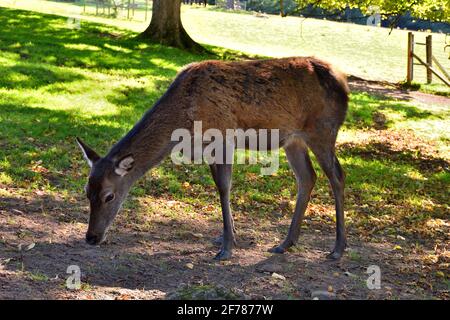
<box><xmin>76</xmin><ymin>57</ymin><xmax>349</xmax><ymax>260</ymax></box>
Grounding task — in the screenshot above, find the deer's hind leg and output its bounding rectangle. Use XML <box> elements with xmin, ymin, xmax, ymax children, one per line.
<box><xmin>210</xmin><ymin>164</ymin><xmax>237</xmax><ymax>247</ymax></box>
<box><xmin>308</xmin><ymin>141</ymin><xmax>346</xmax><ymax>260</ymax></box>
<box><xmin>210</xmin><ymin>163</ymin><xmax>235</xmax><ymax>260</ymax></box>
<box><xmin>270</xmin><ymin>138</ymin><xmax>317</xmax><ymax>254</ymax></box>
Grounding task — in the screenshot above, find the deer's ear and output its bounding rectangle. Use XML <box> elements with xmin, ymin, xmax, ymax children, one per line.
<box><xmin>115</xmin><ymin>154</ymin><xmax>134</xmax><ymax>177</ymax></box>
<box><xmin>76</xmin><ymin>137</ymin><xmax>101</xmax><ymax>168</ymax></box>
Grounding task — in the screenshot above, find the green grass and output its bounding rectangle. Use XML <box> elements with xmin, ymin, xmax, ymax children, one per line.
<box><xmin>3</xmin><ymin>0</ymin><xmax>450</xmax><ymax>94</ymax></box>
<box><xmin>347</xmin><ymin>91</ymin><xmax>450</xmax><ymax>145</ymax></box>
<box><xmin>0</xmin><ymin>8</ymin><xmax>206</xmax><ymax>191</ymax></box>
<box><xmin>0</xmin><ymin>7</ymin><xmax>448</xmax><ymax>244</ymax></box>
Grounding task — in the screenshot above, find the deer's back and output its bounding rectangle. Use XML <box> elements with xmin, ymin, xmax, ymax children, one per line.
<box><xmin>170</xmin><ymin>57</ymin><xmax>348</xmax><ymax>136</ymax></box>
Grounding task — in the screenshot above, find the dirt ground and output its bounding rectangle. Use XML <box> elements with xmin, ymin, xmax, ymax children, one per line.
<box><xmin>348</xmin><ymin>76</ymin><xmax>450</xmax><ymax>107</ymax></box>
<box><xmin>0</xmin><ymin>80</ymin><xmax>449</xmax><ymax>300</ymax></box>
<box><xmin>2</xmin><ymin>191</ymin><xmax>443</xmax><ymax>300</ymax></box>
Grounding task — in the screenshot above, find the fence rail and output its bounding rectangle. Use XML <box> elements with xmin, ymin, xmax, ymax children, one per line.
<box><xmin>215</xmin><ymin>0</ymin><xmax>247</xmax><ymax>11</ymax></box>
<box><xmin>80</xmin><ymin>0</ymin><xmax>151</xmax><ymax>20</ymax></box>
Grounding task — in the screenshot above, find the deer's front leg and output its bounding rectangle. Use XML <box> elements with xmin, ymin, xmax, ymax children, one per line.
<box><xmin>210</xmin><ymin>163</ymin><xmax>235</xmax><ymax>260</ymax></box>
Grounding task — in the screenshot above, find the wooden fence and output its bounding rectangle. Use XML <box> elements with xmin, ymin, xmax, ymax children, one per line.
<box><xmin>83</xmin><ymin>0</ymin><xmax>150</xmax><ymax>21</ymax></box>
<box><xmin>407</xmin><ymin>32</ymin><xmax>450</xmax><ymax>86</ymax></box>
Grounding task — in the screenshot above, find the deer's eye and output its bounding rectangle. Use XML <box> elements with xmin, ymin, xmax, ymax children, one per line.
<box><xmin>104</xmin><ymin>193</ymin><xmax>115</xmax><ymax>203</ymax></box>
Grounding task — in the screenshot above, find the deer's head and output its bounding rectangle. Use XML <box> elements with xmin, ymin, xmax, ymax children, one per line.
<box><xmin>76</xmin><ymin>138</ymin><xmax>135</xmax><ymax>245</ymax></box>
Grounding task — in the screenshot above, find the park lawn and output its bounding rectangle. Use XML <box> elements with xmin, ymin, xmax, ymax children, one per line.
<box><xmin>0</xmin><ymin>8</ymin><xmax>448</xmax><ymax>299</ymax></box>
<box><xmin>2</xmin><ymin>0</ymin><xmax>450</xmax><ymax>96</ymax></box>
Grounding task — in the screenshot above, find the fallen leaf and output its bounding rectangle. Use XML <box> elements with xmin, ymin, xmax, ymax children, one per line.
<box><xmin>185</xmin><ymin>263</ymin><xmax>194</xmax><ymax>270</ymax></box>
<box><xmin>271</xmin><ymin>272</ymin><xmax>286</xmax><ymax>281</ymax></box>
<box><xmin>191</xmin><ymin>233</ymin><xmax>203</xmax><ymax>238</ymax></box>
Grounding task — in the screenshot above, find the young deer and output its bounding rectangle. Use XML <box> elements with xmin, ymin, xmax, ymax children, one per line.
<box><xmin>77</xmin><ymin>57</ymin><xmax>349</xmax><ymax>260</ymax></box>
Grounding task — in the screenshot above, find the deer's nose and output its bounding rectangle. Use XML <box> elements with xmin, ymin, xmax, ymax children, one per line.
<box><xmin>85</xmin><ymin>232</ymin><xmax>100</xmax><ymax>245</ymax></box>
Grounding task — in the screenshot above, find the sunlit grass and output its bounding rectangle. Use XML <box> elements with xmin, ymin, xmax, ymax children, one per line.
<box><xmin>2</xmin><ymin>0</ymin><xmax>450</xmax><ymax>91</ymax></box>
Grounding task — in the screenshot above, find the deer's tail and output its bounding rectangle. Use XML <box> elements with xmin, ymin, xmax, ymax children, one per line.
<box><xmin>309</xmin><ymin>58</ymin><xmax>349</xmax><ymax>128</ymax></box>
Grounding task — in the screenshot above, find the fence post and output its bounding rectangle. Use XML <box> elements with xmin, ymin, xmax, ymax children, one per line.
<box><xmin>426</xmin><ymin>35</ymin><xmax>432</xmax><ymax>84</ymax></box>
<box><xmin>407</xmin><ymin>32</ymin><xmax>414</xmax><ymax>84</ymax></box>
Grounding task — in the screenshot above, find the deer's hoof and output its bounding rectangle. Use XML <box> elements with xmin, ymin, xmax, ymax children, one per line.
<box><xmin>326</xmin><ymin>250</ymin><xmax>343</xmax><ymax>260</ymax></box>
<box><xmin>268</xmin><ymin>245</ymin><xmax>286</xmax><ymax>254</ymax></box>
<box><xmin>214</xmin><ymin>249</ymin><xmax>232</xmax><ymax>261</ymax></box>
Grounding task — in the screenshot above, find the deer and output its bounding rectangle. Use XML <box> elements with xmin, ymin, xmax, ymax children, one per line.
<box><xmin>76</xmin><ymin>56</ymin><xmax>349</xmax><ymax>261</ymax></box>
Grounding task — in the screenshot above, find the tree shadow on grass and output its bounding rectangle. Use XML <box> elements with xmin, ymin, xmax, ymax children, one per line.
<box><xmin>0</xmin><ymin>8</ymin><xmax>207</xmax><ymax>80</ymax></box>
<box><xmin>0</xmin><ymin>63</ymin><xmax>86</xmax><ymax>89</ymax></box>
<box><xmin>0</xmin><ymin>100</ymin><xmax>129</xmax><ymax>187</ymax></box>
<box><xmin>346</xmin><ymin>92</ymin><xmax>436</xmax><ymax>129</ymax></box>
<box><xmin>0</xmin><ymin>7</ymin><xmax>214</xmax><ymax>191</ymax></box>
<box><xmin>104</xmin><ymin>85</ymin><xmax>164</xmax><ymax>113</ymax></box>
<box><xmin>340</xmin><ymin>141</ymin><xmax>449</xmax><ymax>174</ymax></box>
<box><xmin>341</xmin><ymin>157</ymin><xmax>448</xmax><ymax>215</ymax></box>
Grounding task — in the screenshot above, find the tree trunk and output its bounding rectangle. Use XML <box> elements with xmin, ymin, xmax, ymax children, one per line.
<box><xmin>280</xmin><ymin>0</ymin><xmax>286</xmax><ymax>17</ymax></box>
<box><xmin>139</xmin><ymin>0</ymin><xmax>203</xmax><ymax>52</ymax></box>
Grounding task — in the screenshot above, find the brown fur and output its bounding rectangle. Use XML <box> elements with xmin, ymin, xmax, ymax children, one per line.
<box><xmin>111</xmin><ymin>56</ymin><xmax>349</xmax><ymax>162</ymax></box>
<box><xmin>177</xmin><ymin>57</ymin><xmax>348</xmax><ymax>134</ymax></box>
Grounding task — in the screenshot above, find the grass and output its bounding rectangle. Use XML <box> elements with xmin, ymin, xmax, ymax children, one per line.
<box><xmin>0</xmin><ymin>6</ymin><xmax>448</xmax><ymax>233</ymax></box>
<box><xmin>2</xmin><ymin>0</ymin><xmax>450</xmax><ymax>95</ymax></box>
<box><xmin>347</xmin><ymin>92</ymin><xmax>450</xmax><ymax>148</ymax></box>
<box><xmin>0</xmin><ymin>8</ymin><xmax>205</xmax><ymax>191</ymax></box>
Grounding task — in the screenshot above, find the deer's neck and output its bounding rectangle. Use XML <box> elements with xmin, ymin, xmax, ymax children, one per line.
<box><xmin>108</xmin><ymin>98</ymin><xmax>189</xmax><ymax>179</ymax></box>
